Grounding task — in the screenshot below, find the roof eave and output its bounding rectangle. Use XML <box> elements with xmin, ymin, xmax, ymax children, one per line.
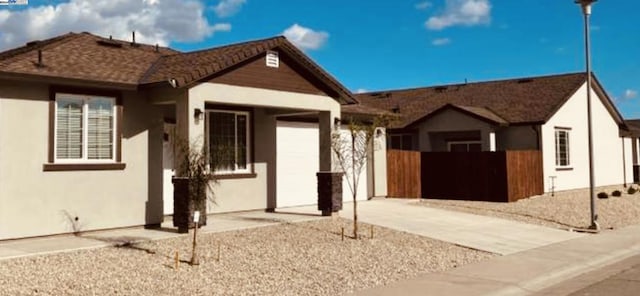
<box><xmin>0</xmin><ymin>71</ymin><xmax>139</xmax><ymax>91</ymax></box>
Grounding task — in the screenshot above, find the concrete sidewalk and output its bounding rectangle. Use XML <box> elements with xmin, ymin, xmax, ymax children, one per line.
<box><xmin>353</xmin><ymin>223</ymin><xmax>640</xmax><ymax>296</ymax></box>
<box><xmin>0</xmin><ymin>209</ymin><xmax>324</xmax><ymax>261</ymax></box>
<box><xmin>0</xmin><ymin>198</ymin><xmax>583</xmax><ymax>260</ymax></box>
<box><xmin>286</xmin><ymin>199</ymin><xmax>583</xmax><ymax>255</ymax></box>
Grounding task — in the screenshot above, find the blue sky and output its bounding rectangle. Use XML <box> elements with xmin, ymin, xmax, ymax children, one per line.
<box><xmin>1</xmin><ymin>0</ymin><xmax>638</xmax><ymax>118</ymax></box>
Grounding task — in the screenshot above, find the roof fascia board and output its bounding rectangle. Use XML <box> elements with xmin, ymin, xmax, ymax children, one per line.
<box><xmin>0</xmin><ymin>71</ymin><xmax>138</xmax><ymax>91</ymax></box>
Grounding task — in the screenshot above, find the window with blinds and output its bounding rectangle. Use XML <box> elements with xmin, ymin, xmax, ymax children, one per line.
<box><xmin>207</xmin><ymin>110</ymin><xmax>250</xmax><ymax>174</ymax></box>
<box><xmin>55</xmin><ymin>94</ymin><xmax>116</xmax><ymax>162</ymax></box>
<box><xmin>555</xmin><ymin>128</ymin><xmax>571</xmax><ymax>167</ymax></box>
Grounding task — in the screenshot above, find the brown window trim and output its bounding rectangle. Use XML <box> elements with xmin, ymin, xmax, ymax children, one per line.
<box><xmin>205</xmin><ymin>104</ymin><xmax>255</xmax><ymax>175</ymax></box>
<box><xmin>43</xmin><ymin>163</ymin><xmax>126</xmax><ymax>171</ymax></box>
<box><xmin>46</xmin><ymin>86</ymin><xmax>124</xmax><ymax>171</ymax></box>
<box><xmin>214</xmin><ymin>173</ymin><xmax>258</xmax><ymax>180</ymax></box>
<box><xmin>556</xmin><ymin>167</ymin><xmax>573</xmax><ymax>171</ymax></box>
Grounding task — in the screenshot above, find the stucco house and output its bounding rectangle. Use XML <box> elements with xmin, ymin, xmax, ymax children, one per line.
<box><xmin>0</xmin><ymin>32</ymin><xmax>387</xmax><ymax>240</ymax></box>
<box><xmin>356</xmin><ymin>73</ymin><xmax>636</xmax><ymax>194</ymax></box>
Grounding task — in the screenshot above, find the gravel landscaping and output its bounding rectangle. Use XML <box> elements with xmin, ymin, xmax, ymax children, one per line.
<box><xmin>418</xmin><ymin>185</ymin><xmax>640</xmax><ymax>231</ymax></box>
<box><xmin>0</xmin><ymin>218</ymin><xmax>491</xmax><ymax>296</ymax></box>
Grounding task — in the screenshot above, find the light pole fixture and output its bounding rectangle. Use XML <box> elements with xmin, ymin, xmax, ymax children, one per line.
<box><xmin>575</xmin><ymin>0</ymin><xmax>599</xmax><ymax>231</ymax></box>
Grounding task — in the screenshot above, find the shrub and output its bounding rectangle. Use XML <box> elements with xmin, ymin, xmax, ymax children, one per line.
<box><xmin>597</xmin><ymin>192</ymin><xmax>609</xmax><ymax>199</ymax></box>
<box><xmin>628</xmin><ymin>187</ymin><xmax>638</xmax><ymax>195</ymax></box>
<box><xmin>612</xmin><ymin>190</ymin><xmax>622</xmax><ymax>197</ymax></box>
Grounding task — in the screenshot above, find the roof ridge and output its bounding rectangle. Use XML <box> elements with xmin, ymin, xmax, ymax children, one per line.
<box><xmin>356</xmin><ymin>72</ymin><xmax>586</xmax><ymax>95</ymax></box>
<box><xmin>164</xmin><ymin>35</ymin><xmax>285</xmax><ymax>58</ymax></box>
<box><xmin>79</xmin><ymin>31</ymin><xmax>180</xmax><ymax>53</ymax></box>
<box><xmin>0</xmin><ymin>32</ymin><xmax>81</xmax><ymax>63</ymax></box>
<box><xmin>140</xmin><ymin>36</ymin><xmax>285</xmax><ymax>86</ymax></box>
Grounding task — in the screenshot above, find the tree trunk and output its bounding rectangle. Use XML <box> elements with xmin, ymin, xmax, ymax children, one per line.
<box><xmin>352</xmin><ymin>133</ymin><xmax>358</xmax><ymax>239</ymax></box>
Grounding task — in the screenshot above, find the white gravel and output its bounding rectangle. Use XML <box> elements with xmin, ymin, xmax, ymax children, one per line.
<box><xmin>418</xmin><ymin>185</ymin><xmax>640</xmax><ymax>231</ymax></box>
<box><xmin>0</xmin><ymin>218</ymin><xmax>491</xmax><ymax>296</ymax></box>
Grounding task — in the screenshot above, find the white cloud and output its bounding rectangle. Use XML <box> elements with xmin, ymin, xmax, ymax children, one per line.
<box><xmin>425</xmin><ymin>0</ymin><xmax>491</xmax><ymax>30</ymax></box>
<box><xmin>0</xmin><ymin>0</ymin><xmax>229</xmax><ymax>50</ymax></box>
<box><xmin>432</xmin><ymin>38</ymin><xmax>451</xmax><ymax>46</ymax></box>
<box><xmin>213</xmin><ymin>0</ymin><xmax>246</xmax><ymax>18</ymax></box>
<box><xmin>355</xmin><ymin>88</ymin><xmax>368</xmax><ymax>94</ymax></box>
<box><xmin>282</xmin><ymin>24</ymin><xmax>329</xmax><ymax>51</ymax></box>
<box><xmin>415</xmin><ymin>1</ymin><xmax>432</xmax><ymax>10</ymax></box>
<box><xmin>624</xmin><ymin>89</ymin><xmax>638</xmax><ymax>99</ymax></box>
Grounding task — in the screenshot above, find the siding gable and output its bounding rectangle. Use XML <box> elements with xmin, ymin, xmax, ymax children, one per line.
<box><xmin>209</xmin><ymin>52</ymin><xmax>331</xmax><ymax>97</ymax></box>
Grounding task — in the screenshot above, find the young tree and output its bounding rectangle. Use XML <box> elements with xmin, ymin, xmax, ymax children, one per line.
<box><xmin>331</xmin><ymin>117</ymin><xmax>384</xmax><ymax>239</ymax></box>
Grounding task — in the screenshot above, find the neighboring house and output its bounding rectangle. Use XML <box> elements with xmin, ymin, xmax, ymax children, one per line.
<box><xmin>356</xmin><ymin>72</ymin><xmax>636</xmax><ymax>194</ymax></box>
<box><xmin>0</xmin><ymin>32</ymin><xmax>387</xmax><ymax>240</ymax></box>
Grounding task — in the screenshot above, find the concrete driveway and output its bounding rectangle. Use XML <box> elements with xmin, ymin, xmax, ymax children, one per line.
<box><xmin>285</xmin><ymin>198</ymin><xmax>583</xmax><ymax>255</ymax></box>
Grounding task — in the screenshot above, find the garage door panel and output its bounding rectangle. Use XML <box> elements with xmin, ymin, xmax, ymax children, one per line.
<box><xmin>276</xmin><ymin>121</ymin><xmax>319</xmax><ymax>208</ymax></box>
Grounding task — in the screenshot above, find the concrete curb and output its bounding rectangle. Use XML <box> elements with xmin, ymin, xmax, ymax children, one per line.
<box><xmin>491</xmin><ymin>242</ymin><xmax>640</xmax><ymax>295</ymax></box>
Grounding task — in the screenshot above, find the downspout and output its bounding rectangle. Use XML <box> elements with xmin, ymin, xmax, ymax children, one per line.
<box><xmin>370</xmin><ymin>137</ymin><xmax>375</xmax><ymax>200</ymax></box>
<box><xmin>623</xmin><ymin>137</ymin><xmax>627</xmax><ymax>188</ymax></box>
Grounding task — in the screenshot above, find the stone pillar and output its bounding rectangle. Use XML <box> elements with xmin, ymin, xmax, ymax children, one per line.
<box><xmin>317</xmin><ymin>172</ymin><xmax>343</xmax><ymax>216</ymax></box>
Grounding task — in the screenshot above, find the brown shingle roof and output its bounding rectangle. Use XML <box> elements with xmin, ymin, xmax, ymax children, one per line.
<box><xmin>140</xmin><ymin>36</ymin><xmax>285</xmax><ymax>86</ymax></box>
<box><xmin>140</xmin><ymin>36</ymin><xmax>355</xmax><ymax>103</ymax></box>
<box><xmin>0</xmin><ymin>32</ymin><xmax>177</xmax><ymax>86</ymax></box>
<box><xmin>355</xmin><ymin>73</ymin><xmax>594</xmax><ymax>129</ymax></box>
<box><xmin>626</xmin><ymin>119</ymin><xmax>640</xmax><ymax>137</ymax></box>
<box><xmin>0</xmin><ymin>32</ymin><xmax>355</xmax><ymax>103</ymax></box>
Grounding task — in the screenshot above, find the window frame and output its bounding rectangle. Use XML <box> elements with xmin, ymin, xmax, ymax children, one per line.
<box><xmin>389</xmin><ymin>133</ymin><xmax>414</xmax><ymax>151</ymax></box>
<box><xmin>44</xmin><ymin>86</ymin><xmax>124</xmax><ymax>172</ymax></box>
<box><xmin>53</xmin><ymin>93</ymin><xmax>117</xmax><ymax>164</ymax></box>
<box><xmin>205</xmin><ymin>108</ymin><xmax>253</xmax><ymax>176</ymax></box>
<box><xmin>447</xmin><ymin>141</ymin><xmax>482</xmax><ymax>152</ymax></box>
<box><xmin>555</xmin><ymin>127</ymin><xmax>571</xmax><ymax>169</ymax></box>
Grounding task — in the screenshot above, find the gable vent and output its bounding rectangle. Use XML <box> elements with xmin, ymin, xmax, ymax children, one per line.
<box><xmin>266</xmin><ymin>50</ymin><xmax>279</xmax><ymax>68</ymax></box>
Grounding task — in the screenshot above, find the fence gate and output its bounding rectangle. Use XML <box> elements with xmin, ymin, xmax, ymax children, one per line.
<box><xmin>386</xmin><ymin>149</ymin><xmax>421</xmax><ymax>198</ymax></box>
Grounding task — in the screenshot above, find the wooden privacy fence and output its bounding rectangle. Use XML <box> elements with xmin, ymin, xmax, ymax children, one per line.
<box><xmin>386</xmin><ymin>149</ymin><xmax>421</xmax><ymax>198</ymax></box>
<box><xmin>387</xmin><ymin>150</ymin><xmax>543</xmax><ymax>202</ymax></box>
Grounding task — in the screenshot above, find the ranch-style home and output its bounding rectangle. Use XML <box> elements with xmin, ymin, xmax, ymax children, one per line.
<box><xmin>356</xmin><ymin>73</ymin><xmax>637</xmax><ymax>196</ymax></box>
<box><xmin>0</xmin><ymin>32</ymin><xmax>387</xmax><ymax>240</ymax></box>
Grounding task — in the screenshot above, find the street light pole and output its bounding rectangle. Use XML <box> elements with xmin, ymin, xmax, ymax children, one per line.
<box><xmin>576</xmin><ymin>0</ymin><xmax>599</xmax><ymax>231</ymax></box>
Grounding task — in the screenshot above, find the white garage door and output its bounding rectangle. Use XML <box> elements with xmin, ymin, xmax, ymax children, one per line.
<box><xmin>276</xmin><ymin>121</ymin><xmax>369</xmax><ymax>209</ymax></box>
<box><xmin>276</xmin><ymin>121</ymin><xmax>320</xmax><ymax>208</ymax></box>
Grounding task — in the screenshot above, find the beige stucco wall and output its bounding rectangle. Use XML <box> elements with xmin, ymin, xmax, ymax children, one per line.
<box><xmin>542</xmin><ymin>83</ymin><xmax>631</xmax><ymax>192</ymax></box>
<box><xmin>0</xmin><ymin>80</ymin><xmax>163</xmax><ymax>240</ymax></box>
<box><xmin>186</xmin><ymin>83</ymin><xmax>342</xmax><ymax>213</ymax></box>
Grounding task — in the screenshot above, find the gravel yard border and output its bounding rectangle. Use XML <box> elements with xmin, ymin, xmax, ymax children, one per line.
<box><xmin>0</xmin><ymin>218</ymin><xmax>492</xmax><ymax>296</ymax></box>
<box><xmin>417</xmin><ymin>185</ymin><xmax>640</xmax><ymax>231</ymax></box>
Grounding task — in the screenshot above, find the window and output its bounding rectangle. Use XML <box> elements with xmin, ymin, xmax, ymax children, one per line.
<box><xmin>55</xmin><ymin>94</ymin><xmax>116</xmax><ymax>162</ymax></box>
<box><xmin>555</xmin><ymin>128</ymin><xmax>571</xmax><ymax>167</ymax></box>
<box><xmin>447</xmin><ymin>141</ymin><xmax>482</xmax><ymax>152</ymax></box>
<box><xmin>389</xmin><ymin>134</ymin><xmax>414</xmax><ymax>150</ymax></box>
<box><xmin>207</xmin><ymin>110</ymin><xmax>250</xmax><ymax>174</ymax></box>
